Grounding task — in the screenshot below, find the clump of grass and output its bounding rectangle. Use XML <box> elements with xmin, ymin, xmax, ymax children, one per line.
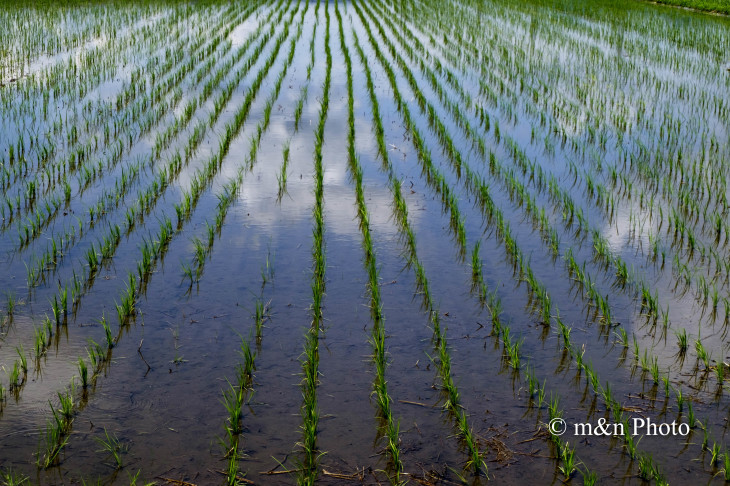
<box><xmin>558</xmin><ymin>441</ymin><xmax>578</xmax><ymax>480</ymax></box>
<box><xmin>261</xmin><ymin>248</ymin><xmax>275</xmax><ymax>288</ymax></box>
<box><xmin>237</xmin><ymin>339</ymin><xmax>256</xmax><ymax>388</ymax></box>
<box><xmin>16</xmin><ymin>345</ymin><xmax>28</xmax><ymax>376</ymax></box>
<box><xmin>638</xmin><ymin>453</ymin><xmax>657</xmax><ymax>481</ymax></box>
<box><xmin>676</xmin><ymin>387</ymin><xmax>685</xmax><ymax>413</ymax></box>
<box><xmin>277</xmin><ymin>142</ymin><xmax>291</xmax><ymax>199</ymax></box>
<box><xmin>720</xmin><ymin>452</ymin><xmax>730</xmax><ymax>482</ymax></box>
<box><xmin>6</xmin><ymin>291</ymin><xmax>16</xmax><ymax>317</ymax></box>
<box><xmin>676</xmin><ymin>328</ymin><xmax>688</xmax><ymax>354</ymax></box>
<box><xmin>115</xmin><ymin>273</ymin><xmax>137</xmax><ymax>325</ymax></box>
<box><xmin>100</xmin><ymin>314</ymin><xmax>114</xmax><ymax>349</ymax></box>
<box><xmin>57</xmin><ymin>389</ymin><xmax>74</xmax><ymax>424</ymax></box>
<box><xmin>687</xmin><ymin>401</ymin><xmax>697</xmax><ymax>428</ymax></box>
<box><xmin>502</xmin><ymin>328</ymin><xmax>522</xmax><ymax>370</ymax></box>
<box><xmin>471</xmin><ymin>240</ymin><xmax>482</xmax><ymax>284</ymax></box>
<box><xmin>710</xmin><ymin>442</ymin><xmax>722</xmax><ymax>465</ymax></box>
<box><xmin>78</xmin><ymin>357</ymin><xmax>88</xmax><ymax>389</ymax></box>
<box><xmin>95</xmin><ymin>428</ymin><xmax>126</xmax><ymax>470</ymax></box>
<box><xmin>36</xmin><ymin>418</ymin><xmax>69</xmax><ymax>469</ymax></box>
<box><xmin>253</xmin><ymin>297</ymin><xmax>270</xmax><ymax>342</ymax></box>
<box><xmin>0</xmin><ymin>468</ymin><xmax>29</xmax><ymax>485</ymax></box>
<box><xmin>8</xmin><ymin>361</ymin><xmax>23</xmax><ymax>391</ymax></box>
<box><xmin>34</xmin><ymin>322</ymin><xmax>50</xmax><ymax>360</ymax></box>
<box><xmin>624</xmin><ymin>421</ymin><xmax>638</xmax><ymax>459</ymax></box>
<box><xmin>181</xmin><ymin>261</ymin><xmax>195</xmax><ymax>286</ymax></box>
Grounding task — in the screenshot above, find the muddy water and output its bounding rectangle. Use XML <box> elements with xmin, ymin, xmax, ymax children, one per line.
<box><xmin>1</xmin><ymin>0</ymin><xmax>729</xmax><ymax>484</ymax></box>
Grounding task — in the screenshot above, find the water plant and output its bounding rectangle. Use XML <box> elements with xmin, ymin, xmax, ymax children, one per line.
<box><xmin>95</xmin><ymin>428</ymin><xmax>125</xmax><ymax>470</ymax></box>
<box><xmin>558</xmin><ymin>441</ymin><xmax>578</xmax><ymax>480</ymax></box>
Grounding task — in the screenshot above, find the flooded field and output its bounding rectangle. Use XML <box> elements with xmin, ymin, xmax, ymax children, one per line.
<box><xmin>1</xmin><ymin>0</ymin><xmax>729</xmax><ymax>484</ymax></box>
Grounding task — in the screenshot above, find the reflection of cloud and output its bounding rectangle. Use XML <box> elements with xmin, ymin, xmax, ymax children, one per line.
<box><xmin>84</xmin><ymin>78</ymin><xmax>126</xmax><ymax>103</ymax></box>
<box><xmin>600</xmin><ymin>205</ymin><xmax>651</xmax><ymax>253</ymax></box>
<box><xmin>3</xmin><ymin>12</ymin><xmax>166</xmax><ymax>84</ymax></box>
<box><xmin>8</xmin><ymin>36</ymin><xmax>108</xmax><ymax>84</ymax></box>
<box><xmin>602</xmin><ymin>209</ymin><xmax>629</xmax><ymax>251</ymax></box>
<box><xmin>239</xmin><ymin>174</ymin><xmax>404</xmax><ymax>243</ymax></box>
<box><xmin>229</xmin><ymin>17</ymin><xmax>260</xmax><ymax>47</ymax></box>
<box><xmin>225</xmin><ymin>110</ymin><xmax>414</xmax><ymax>245</ymax></box>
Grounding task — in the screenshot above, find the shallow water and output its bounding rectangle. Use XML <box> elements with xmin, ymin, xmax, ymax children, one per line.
<box><xmin>1</xmin><ymin>0</ymin><xmax>729</xmax><ymax>484</ymax></box>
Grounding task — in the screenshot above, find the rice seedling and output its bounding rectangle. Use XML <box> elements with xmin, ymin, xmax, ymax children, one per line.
<box><xmin>503</xmin><ymin>328</ymin><xmax>523</xmax><ymax>370</ymax></box>
<box><xmin>716</xmin><ymin>362</ymin><xmax>726</xmax><ymax>388</ymax></box>
<box><xmin>558</xmin><ymin>441</ymin><xmax>578</xmax><ymax>480</ymax></box>
<box><xmin>95</xmin><ymin>428</ymin><xmax>125</xmax><ymax>470</ymax></box>
<box><xmin>238</xmin><ymin>339</ymin><xmax>256</xmax><ymax>387</ymax></box>
<box><xmin>253</xmin><ymin>297</ymin><xmax>270</xmax><ymax>342</ymax></box>
<box><xmin>638</xmin><ymin>453</ymin><xmax>657</xmax><ymax>481</ymax></box>
<box><xmin>126</xmin><ymin>469</ymin><xmax>149</xmax><ymax>486</ymax></box>
<box><xmin>0</xmin><ymin>468</ymin><xmax>29</xmax><ymax>485</ymax></box>
<box><xmin>548</xmin><ymin>394</ymin><xmax>561</xmax><ymax>422</ymax></box>
<box><xmin>36</xmin><ymin>419</ymin><xmax>69</xmax><ymax>469</ymax></box>
<box><xmin>15</xmin><ymin>345</ymin><xmax>27</xmax><ymax>376</ymax></box>
<box><xmin>676</xmin><ymin>387</ymin><xmax>685</xmax><ymax>413</ymax></box>
<box><xmin>85</xmin><ymin>244</ymin><xmax>99</xmax><ymax>275</ymax></box>
<box><xmin>585</xmin><ymin>365</ymin><xmax>600</xmax><ymax>395</ymax></box>
<box><xmin>115</xmin><ymin>273</ymin><xmax>137</xmax><ymax>325</ymax></box>
<box><xmin>5</xmin><ymin>292</ymin><xmax>16</xmax><ymax>317</ymax></box>
<box><xmin>386</xmin><ymin>8</ymin><xmax>716</xmax><ymax>452</ymax></box>
<box><xmin>687</xmin><ymin>401</ymin><xmax>697</xmax><ymax>428</ymax></box>
<box><xmin>648</xmin><ymin>358</ymin><xmax>661</xmax><ymax>385</ymax></box>
<box><xmin>8</xmin><ymin>361</ymin><xmax>22</xmax><ymax>391</ymax></box>
<box><xmin>181</xmin><ymin>261</ymin><xmax>195</xmax><ymax>286</ymax></box>
<box><xmin>582</xmin><ymin>469</ymin><xmax>598</xmax><ymax>486</ymax></box>
<box><xmin>354</xmin><ymin>16</ymin><xmax>675</xmax><ymax>477</ymax></box>
<box><xmin>77</xmin><ymin>357</ymin><xmax>88</xmax><ymax>389</ymax></box>
<box><xmin>100</xmin><ymin>315</ymin><xmax>114</xmax><ymax>349</ymax></box>
<box><xmin>0</xmin><ymin>0</ymin><xmax>727</xmax><ymax>480</ymax></box>
<box><xmin>615</xmin><ymin>327</ymin><xmax>628</xmax><ymax>348</ymax></box>
<box><xmin>710</xmin><ymin>442</ymin><xmax>723</xmax><ymax>465</ymax></box>
<box><xmin>57</xmin><ymin>389</ymin><xmax>74</xmax><ymax>424</ymax></box>
<box><xmin>718</xmin><ymin>452</ymin><xmax>730</xmax><ymax>482</ymax></box>
<box><xmin>50</xmin><ymin>295</ymin><xmax>62</xmax><ymax>325</ymax></box>
<box><xmin>293</xmin><ymin>86</ymin><xmax>308</xmax><ymax>131</ymax></box>
<box><xmin>471</xmin><ymin>240</ymin><xmax>482</xmax><ymax>285</ymax></box>
<box><xmin>297</xmin><ymin>5</ymin><xmax>331</xmax><ymax>480</ymax></box>
<box><xmin>696</xmin><ymin>339</ymin><xmax>711</xmax><ymax>370</ymax></box>
<box><xmin>676</xmin><ymin>328</ymin><xmax>688</xmax><ymax>354</ymax></box>
<box><xmin>58</xmin><ymin>285</ymin><xmax>68</xmax><ymax>317</ymax></box>
<box><xmin>225</xmin><ymin>443</ymin><xmax>243</xmax><ymax>486</ymax></box>
<box><xmin>34</xmin><ymin>324</ymin><xmax>49</xmax><ymax>360</ymax></box>
<box><xmin>624</xmin><ymin>423</ymin><xmax>638</xmax><ymax>459</ymax></box>
<box><xmin>192</xmin><ymin>236</ymin><xmax>206</xmax><ymax>265</ymax></box>
<box><xmin>261</xmin><ymin>248</ymin><xmax>275</xmax><ymax>288</ymax></box>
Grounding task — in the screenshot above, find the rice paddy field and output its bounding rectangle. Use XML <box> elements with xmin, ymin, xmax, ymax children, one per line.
<box><xmin>0</xmin><ymin>0</ymin><xmax>729</xmax><ymax>484</ymax></box>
